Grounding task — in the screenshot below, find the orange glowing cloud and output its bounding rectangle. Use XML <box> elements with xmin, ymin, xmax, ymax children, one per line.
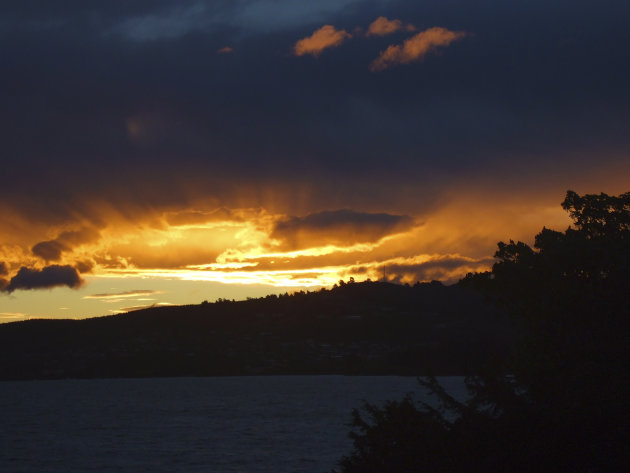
<box><xmin>164</xmin><ymin>207</ymin><xmax>248</xmax><ymax>226</ymax></box>
<box><xmin>217</xmin><ymin>46</ymin><xmax>233</xmax><ymax>54</ymax></box>
<box><xmin>96</xmin><ymin>218</ymin><xmax>270</xmax><ymax>270</ymax></box>
<box><xmin>0</xmin><ymin>181</ymin><xmax>584</xmax><ymax>299</ymax></box>
<box><xmin>294</xmin><ymin>25</ymin><xmax>352</xmax><ymax>57</ymax></box>
<box><xmin>366</xmin><ymin>16</ymin><xmax>415</xmax><ymax>37</ymax></box>
<box><xmin>0</xmin><ymin>244</ymin><xmax>36</xmax><ymax>277</ymax></box>
<box><xmin>370</xmin><ymin>26</ymin><xmax>466</xmax><ymax>72</ymax></box>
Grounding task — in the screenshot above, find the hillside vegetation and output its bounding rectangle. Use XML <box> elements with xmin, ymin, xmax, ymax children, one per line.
<box><xmin>0</xmin><ymin>281</ymin><xmax>515</xmax><ymax>380</ymax></box>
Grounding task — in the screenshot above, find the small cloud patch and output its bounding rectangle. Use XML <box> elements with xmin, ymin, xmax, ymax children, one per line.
<box><xmin>112</xmin><ymin>302</ymin><xmax>175</xmax><ymax>314</ymax></box>
<box><xmin>366</xmin><ymin>17</ymin><xmax>415</xmax><ymax>37</ymax></box>
<box><xmin>370</xmin><ymin>26</ymin><xmax>466</xmax><ymax>72</ymax></box>
<box><xmin>294</xmin><ymin>25</ymin><xmax>351</xmax><ymax>57</ymax></box>
<box><xmin>84</xmin><ymin>289</ymin><xmax>162</xmax><ymax>300</ymax></box>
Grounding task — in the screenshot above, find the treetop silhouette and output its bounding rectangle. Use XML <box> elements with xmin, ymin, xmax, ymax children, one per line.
<box><xmin>334</xmin><ymin>190</ymin><xmax>630</xmax><ymax>473</ymax></box>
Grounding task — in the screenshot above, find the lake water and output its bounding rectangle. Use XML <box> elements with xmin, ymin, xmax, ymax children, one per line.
<box><xmin>0</xmin><ymin>376</ymin><xmax>466</xmax><ymax>473</ymax></box>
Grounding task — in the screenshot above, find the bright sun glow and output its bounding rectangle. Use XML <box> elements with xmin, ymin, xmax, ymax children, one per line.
<box><xmin>0</xmin><ymin>195</ymin><xmax>577</xmax><ymax>320</ymax></box>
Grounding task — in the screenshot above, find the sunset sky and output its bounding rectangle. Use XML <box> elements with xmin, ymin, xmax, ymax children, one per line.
<box><xmin>2</xmin><ymin>0</ymin><xmax>629</xmax><ymax>322</ymax></box>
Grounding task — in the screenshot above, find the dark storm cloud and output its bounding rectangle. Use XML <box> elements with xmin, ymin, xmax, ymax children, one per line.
<box><xmin>31</xmin><ymin>228</ymin><xmax>101</xmax><ymax>261</ymax></box>
<box><xmin>31</xmin><ymin>240</ymin><xmax>67</xmax><ymax>261</ymax></box>
<box><xmin>1</xmin><ymin>0</ymin><xmax>630</xmax><ymax>224</ymax></box>
<box><xmin>350</xmin><ymin>255</ymin><xmax>494</xmax><ymax>284</ymax></box>
<box><xmin>272</xmin><ymin>210</ymin><xmax>414</xmax><ymax>249</ymax></box>
<box><xmin>3</xmin><ymin>265</ymin><xmax>83</xmax><ymax>293</ymax></box>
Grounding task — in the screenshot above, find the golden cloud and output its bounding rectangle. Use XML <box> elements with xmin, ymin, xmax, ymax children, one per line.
<box><xmin>164</xmin><ymin>208</ymin><xmax>239</xmax><ymax>226</ymax></box>
<box><xmin>294</xmin><ymin>25</ymin><xmax>352</xmax><ymax>57</ymax></box>
<box><xmin>0</xmin><ymin>183</ymin><xmax>579</xmax><ymax>298</ymax></box>
<box><xmin>84</xmin><ymin>289</ymin><xmax>161</xmax><ymax>300</ymax></box>
<box><xmin>217</xmin><ymin>46</ymin><xmax>233</xmax><ymax>54</ymax></box>
<box><xmin>366</xmin><ymin>16</ymin><xmax>415</xmax><ymax>37</ymax></box>
<box><xmin>0</xmin><ymin>312</ymin><xmax>27</xmax><ymax>323</ymax></box>
<box><xmin>370</xmin><ymin>26</ymin><xmax>466</xmax><ymax>72</ymax></box>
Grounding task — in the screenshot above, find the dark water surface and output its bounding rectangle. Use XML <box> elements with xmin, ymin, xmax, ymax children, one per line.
<box><xmin>1</xmin><ymin>376</ymin><xmax>465</xmax><ymax>473</ymax></box>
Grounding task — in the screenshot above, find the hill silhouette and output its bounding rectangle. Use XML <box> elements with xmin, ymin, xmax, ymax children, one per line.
<box><xmin>0</xmin><ymin>280</ymin><xmax>516</xmax><ymax>380</ymax></box>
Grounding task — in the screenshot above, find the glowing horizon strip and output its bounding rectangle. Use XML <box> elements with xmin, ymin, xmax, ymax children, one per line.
<box><xmin>187</xmin><ymin>262</ymin><xmax>259</xmax><ymax>270</ymax></box>
<box><xmin>96</xmin><ymin>266</ymin><xmax>348</xmax><ymax>287</ymax></box>
<box><xmin>215</xmin><ymin>241</ymin><xmax>382</xmax><ymax>263</ymax></box>
<box><xmin>88</xmin><ymin>252</ymin><xmax>490</xmax><ymax>289</ymax></box>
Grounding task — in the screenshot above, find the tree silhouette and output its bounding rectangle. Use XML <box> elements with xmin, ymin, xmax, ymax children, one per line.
<box><xmin>334</xmin><ymin>190</ymin><xmax>630</xmax><ymax>473</ymax></box>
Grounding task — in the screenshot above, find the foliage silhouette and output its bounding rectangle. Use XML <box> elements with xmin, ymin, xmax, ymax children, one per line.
<box><xmin>334</xmin><ymin>190</ymin><xmax>630</xmax><ymax>473</ymax></box>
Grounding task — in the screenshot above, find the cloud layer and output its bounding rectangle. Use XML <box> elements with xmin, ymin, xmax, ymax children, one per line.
<box><xmin>370</xmin><ymin>27</ymin><xmax>466</xmax><ymax>71</ymax></box>
<box><xmin>272</xmin><ymin>209</ymin><xmax>415</xmax><ymax>249</ymax></box>
<box><xmin>366</xmin><ymin>16</ymin><xmax>415</xmax><ymax>36</ymax></box>
<box><xmin>294</xmin><ymin>25</ymin><xmax>351</xmax><ymax>56</ymax></box>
